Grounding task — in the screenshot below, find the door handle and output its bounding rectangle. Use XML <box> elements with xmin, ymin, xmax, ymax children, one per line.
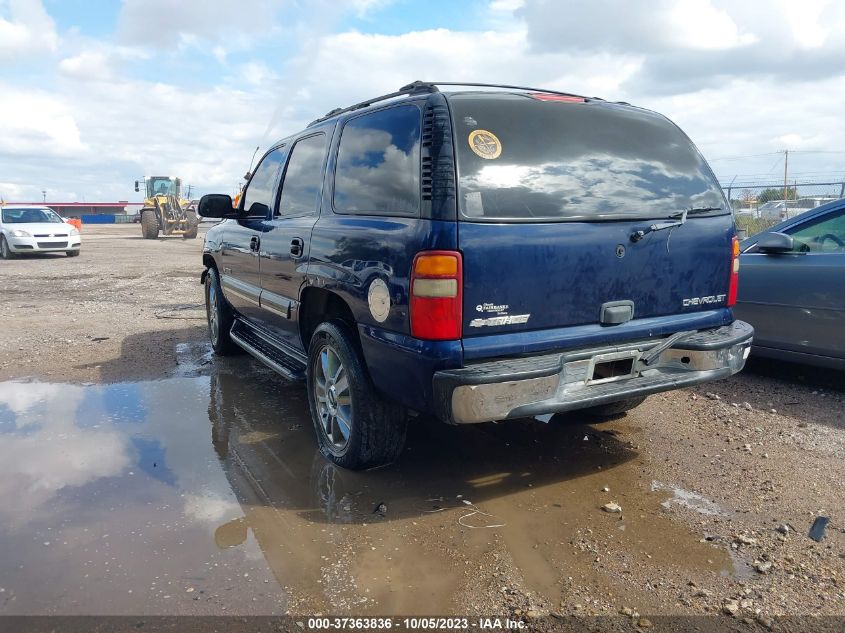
<box><xmin>290</xmin><ymin>237</ymin><xmax>304</xmax><ymax>257</ymax></box>
<box><xmin>250</xmin><ymin>236</ymin><xmax>260</xmax><ymax>252</ymax></box>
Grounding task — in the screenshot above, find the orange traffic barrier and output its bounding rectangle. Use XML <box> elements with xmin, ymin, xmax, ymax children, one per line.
<box><xmin>67</xmin><ymin>218</ymin><xmax>82</xmax><ymax>231</ymax></box>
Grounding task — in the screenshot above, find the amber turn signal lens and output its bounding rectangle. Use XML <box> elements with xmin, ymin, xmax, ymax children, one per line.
<box><xmin>414</xmin><ymin>254</ymin><xmax>458</xmax><ymax>277</ymax></box>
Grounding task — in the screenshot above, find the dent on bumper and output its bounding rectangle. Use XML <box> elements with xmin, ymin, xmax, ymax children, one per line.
<box><xmin>434</xmin><ymin>321</ymin><xmax>754</xmax><ymax>424</ymax></box>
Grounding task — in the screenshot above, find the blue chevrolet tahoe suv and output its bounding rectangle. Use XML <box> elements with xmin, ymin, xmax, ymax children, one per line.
<box><xmin>198</xmin><ymin>81</ymin><xmax>753</xmax><ymax>470</ymax></box>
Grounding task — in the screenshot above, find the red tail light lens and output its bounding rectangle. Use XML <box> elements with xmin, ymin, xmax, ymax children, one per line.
<box><xmin>410</xmin><ymin>251</ymin><xmax>462</xmax><ymax>340</ymax></box>
<box><xmin>727</xmin><ymin>236</ymin><xmax>740</xmax><ymax>307</ymax></box>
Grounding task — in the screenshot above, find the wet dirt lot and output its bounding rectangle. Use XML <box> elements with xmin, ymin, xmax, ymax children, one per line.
<box><xmin>0</xmin><ymin>225</ymin><xmax>843</xmax><ymax>623</ymax></box>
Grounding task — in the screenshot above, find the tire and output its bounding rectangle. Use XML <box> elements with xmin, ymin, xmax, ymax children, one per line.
<box><xmin>182</xmin><ymin>210</ymin><xmax>198</xmax><ymax>239</ymax></box>
<box><xmin>0</xmin><ymin>236</ymin><xmax>14</xmax><ymax>259</ymax></box>
<box><xmin>66</xmin><ymin>250</ymin><xmax>80</xmax><ymax>257</ymax></box>
<box><xmin>140</xmin><ymin>209</ymin><xmax>159</xmax><ymax>239</ymax></box>
<box><xmin>583</xmin><ymin>396</ymin><xmax>647</xmax><ymax>418</ymax></box>
<box><xmin>307</xmin><ymin>321</ymin><xmax>407</xmax><ymax>470</ymax></box>
<box><xmin>205</xmin><ymin>267</ymin><xmax>239</xmax><ymax>355</ymax></box>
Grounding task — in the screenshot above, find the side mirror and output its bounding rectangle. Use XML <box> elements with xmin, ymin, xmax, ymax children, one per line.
<box><xmin>198</xmin><ymin>194</ymin><xmax>236</xmax><ymax>218</ymax></box>
<box><xmin>757</xmin><ymin>231</ymin><xmax>794</xmax><ymax>254</ymax></box>
<box><xmin>134</xmin><ymin>180</ymin><xmax>139</xmax><ymax>193</ymax></box>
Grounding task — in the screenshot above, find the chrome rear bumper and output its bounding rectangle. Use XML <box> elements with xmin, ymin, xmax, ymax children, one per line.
<box><xmin>433</xmin><ymin>321</ymin><xmax>753</xmax><ymax>424</ymax></box>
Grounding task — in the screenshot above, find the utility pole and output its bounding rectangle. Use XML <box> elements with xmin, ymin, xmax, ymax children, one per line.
<box><xmin>782</xmin><ymin>149</ymin><xmax>789</xmax><ymax>201</ymax></box>
<box><xmin>42</xmin><ymin>190</ymin><xmax>46</xmax><ymax>203</ymax></box>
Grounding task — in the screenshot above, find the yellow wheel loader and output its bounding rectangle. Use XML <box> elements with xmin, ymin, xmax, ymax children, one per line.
<box><xmin>134</xmin><ymin>176</ymin><xmax>198</xmax><ymax>239</ymax></box>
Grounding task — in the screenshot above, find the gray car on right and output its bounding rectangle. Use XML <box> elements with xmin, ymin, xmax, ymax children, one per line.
<box><xmin>734</xmin><ymin>199</ymin><xmax>845</xmax><ymax>369</ymax></box>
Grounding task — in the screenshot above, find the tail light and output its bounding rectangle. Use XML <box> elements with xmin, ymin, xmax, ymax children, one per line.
<box><xmin>410</xmin><ymin>251</ymin><xmax>462</xmax><ymax>340</ymax></box>
<box><xmin>727</xmin><ymin>236</ymin><xmax>740</xmax><ymax>307</ymax></box>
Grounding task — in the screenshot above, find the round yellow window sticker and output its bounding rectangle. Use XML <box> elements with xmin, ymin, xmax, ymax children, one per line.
<box><xmin>468</xmin><ymin>129</ymin><xmax>502</xmax><ymax>160</ymax></box>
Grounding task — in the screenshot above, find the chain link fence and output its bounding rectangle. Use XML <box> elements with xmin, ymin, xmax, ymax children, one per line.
<box><xmin>722</xmin><ymin>180</ymin><xmax>845</xmax><ymax>238</ymax></box>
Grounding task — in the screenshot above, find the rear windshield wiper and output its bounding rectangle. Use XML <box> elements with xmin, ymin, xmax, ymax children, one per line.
<box><xmin>672</xmin><ymin>206</ymin><xmax>722</xmax><ymax>217</ymax></box>
<box><xmin>630</xmin><ymin>206</ymin><xmax>722</xmax><ymax>242</ymax></box>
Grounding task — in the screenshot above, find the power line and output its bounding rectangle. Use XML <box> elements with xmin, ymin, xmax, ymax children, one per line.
<box><xmin>788</xmin><ymin>150</ymin><xmax>845</xmax><ymax>154</ymax></box>
<box><xmin>709</xmin><ymin>149</ymin><xmax>845</xmax><ymax>162</ymax></box>
<box><xmin>707</xmin><ymin>152</ymin><xmax>781</xmax><ymax>162</ymax></box>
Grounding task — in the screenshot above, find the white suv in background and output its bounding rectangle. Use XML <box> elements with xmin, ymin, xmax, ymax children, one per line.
<box><xmin>0</xmin><ymin>206</ymin><xmax>81</xmax><ymax>259</ymax></box>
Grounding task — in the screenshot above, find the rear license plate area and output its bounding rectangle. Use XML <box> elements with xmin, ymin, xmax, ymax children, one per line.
<box><xmin>586</xmin><ymin>351</ymin><xmax>641</xmax><ymax>384</ymax></box>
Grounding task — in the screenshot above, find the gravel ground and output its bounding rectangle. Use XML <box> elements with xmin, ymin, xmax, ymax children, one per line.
<box><xmin>0</xmin><ymin>224</ymin><xmax>842</xmax><ymax>626</ymax></box>
<box><xmin>0</xmin><ymin>224</ymin><xmax>208</xmax><ymax>383</ymax></box>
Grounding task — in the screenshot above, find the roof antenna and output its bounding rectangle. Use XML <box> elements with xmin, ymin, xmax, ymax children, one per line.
<box><xmin>244</xmin><ymin>146</ymin><xmax>260</xmax><ymax>181</ymax></box>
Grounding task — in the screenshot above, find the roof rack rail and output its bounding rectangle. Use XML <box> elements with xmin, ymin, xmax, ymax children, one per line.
<box><xmin>306</xmin><ymin>81</ymin><xmax>600</xmax><ymax>127</ymax></box>
<box><xmin>424</xmin><ymin>82</ymin><xmax>595</xmax><ymax>100</ymax></box>
<box><xmin>306</xmin><ymin>80</ymin><xmax>439</xmax><ymax>127</ymax></box>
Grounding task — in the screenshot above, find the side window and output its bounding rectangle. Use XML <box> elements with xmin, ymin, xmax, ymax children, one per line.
<box><xmin>787</xmin><ymin>209</ymin><xmax>845</xmax><ymax>252</ymax></box>
<box><xmin>277</xmin><ymin>134</ymin><xmax>327</xmax><ymax>217</ymax></box>
<box><xmin>242</xmin><ymin>147</ymin><xmax>287</xmax><ymax>216</ymax></box>
<box><xmin>334</xmin><ymin>105</ymin><xmax>421</xmax><ymax>216</ymax></box>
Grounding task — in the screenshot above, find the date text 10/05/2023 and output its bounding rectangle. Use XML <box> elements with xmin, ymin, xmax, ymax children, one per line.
<box><xmin>306</xmin><ymin>617</ymin><xmax>526</xmax><ymax>630</ymax></box>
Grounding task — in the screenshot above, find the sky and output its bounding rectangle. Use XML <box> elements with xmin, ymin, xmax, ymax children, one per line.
<box><xmin>2</xmin><ymin>0</ymin><xmax>845</xmax><ymax>203</ymax></box>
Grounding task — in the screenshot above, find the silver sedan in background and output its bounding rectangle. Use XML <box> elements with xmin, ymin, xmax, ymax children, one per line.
<box><xmin>0</xmin><ymin>205</ymin><xmax>82</xmax><ymax>258</ymax></box>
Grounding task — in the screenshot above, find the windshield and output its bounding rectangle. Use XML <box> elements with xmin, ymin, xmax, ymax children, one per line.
<box><xmin>1</xmin><ymin>208</ymin><xmax>63</xmax><ymax>223</ymax></box>
<box><xmin>147</xmin><ymin>177</ymin><xmax>177</xmax><ymax>197</ymax></box>
<box><xmin>450</xmin><ymin>94</ymin><xmax>726</xmax><ymax>222</ymax></box>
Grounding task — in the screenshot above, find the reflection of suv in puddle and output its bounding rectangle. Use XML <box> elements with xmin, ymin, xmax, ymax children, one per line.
<box><xmin>199</xmin><ymin>81</ymin><xmax>753</xmax><ymax>470</ymax></box>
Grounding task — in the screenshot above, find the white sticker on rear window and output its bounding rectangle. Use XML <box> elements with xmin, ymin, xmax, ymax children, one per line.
<box><xmin>465</xmin><ymin>192</ymin><xmax>484</xmax><ymax>217</ymax></box>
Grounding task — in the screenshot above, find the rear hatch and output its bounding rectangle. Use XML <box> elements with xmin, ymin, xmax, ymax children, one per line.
<box><xmin>448</xmin><ymin>93</ymin><xmax>733</xmax><ymax>340</ymax></box>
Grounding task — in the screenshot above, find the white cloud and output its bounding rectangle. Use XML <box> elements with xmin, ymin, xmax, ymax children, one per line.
<box><xmin>287</xmin><ymin>28</ymin><xmax>615</xmax><ymax>107</ymax></box>
<box><xmin>58</xmin><ymin>50</ymin><xmax>114</xmax><ymax>80</ymax></box>
<box><xmin>0</xmin><ymin>0</ymin><xmax>58</xmax><ymax>60</ymax></box>
<box><xmin>490</xmin><ymin>0</ymin><xmax>525</xmax><ymax>12</ymax></box>
<box><xmin>0</xmin><ymin>382</ymin><xmax>131</xmax><ymax>530</ymax></box>
<box><xmin>0</xmin><ymin>69</ymin><xmax>280</xmax><ymax>200</ymax></box>
<box><xmin>349</xmin><ymin>0</ymin><xmax>393</xmax><ymax>18</ymax></box>
<box><xmin>58</xmin><ymin>44</ymin><xmax>152</xmax><ymax>82</ymax></box>
<box><xmin>776</xmin><ymin>0</ymin><xmax>837</xmax><ymax>49</ymax></box>
<box><xmin>645</xmin><ymin>73</ymin><xmax>845</xmax><ymax>180</ymax></box>
<box><xmin>240</xmin><ymin>61</ymin><xmax>276</xmax><ymax>86</ymax></box>
<box><xmin>0</xmin><ymin>382</ymin><xmax>67</xmax><ymax>416</ymax></box>
<box><xmin>2</xmin><ymin>0</ymin><xmax>845</xmax><ymax>202</ymax></box>
<box><xmin>0</xmin><ymin>180</ymin><xmax>31</xmax><ymax>200</ymax></box>
<box><xmin>0</xmin><ymin>84</ymin><xmax>85</xmax><ymax>157</ymax></box>
<box><xmin>517</xmin><ymin>0</ymin><xmax>845</xmax><ymax>96</ymax></box>
<box><xmin>668</xmin><ymin>0</ymin><xmax>757</xmax><ymax>50</ymax></box>
<box><xmin>117</xmin><ymin>0</ymin><xmax>283</xmax><ymax>49</ymax></box>
<box><xmin>182</xmin><ymin>492</ymin><xmax>242</xmax><ymax>524</ymax></box>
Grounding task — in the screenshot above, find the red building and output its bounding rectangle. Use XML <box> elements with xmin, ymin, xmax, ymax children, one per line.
<box><xmin>6</xmin><ymin>201</ymin><xmax>142</xmax><ymax>217</ymax></box>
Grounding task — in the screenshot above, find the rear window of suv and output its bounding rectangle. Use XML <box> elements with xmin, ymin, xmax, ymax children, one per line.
<box><xmin>449</xmin><ymin>94</ymin><xmax>726</xmax><ymax>222</ymax></box>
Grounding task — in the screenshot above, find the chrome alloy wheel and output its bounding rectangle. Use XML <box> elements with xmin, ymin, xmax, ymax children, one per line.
<box><xmin>313</xmin><ymin>344</ymin><xmax>352</xmax><ymax>450</ymax></box>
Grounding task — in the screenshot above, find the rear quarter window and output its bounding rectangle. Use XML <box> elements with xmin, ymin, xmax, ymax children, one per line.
<box><xmin>333</xmin><ymin>105</ymin><xmax>422</xmax><ymax>216</ymax></box>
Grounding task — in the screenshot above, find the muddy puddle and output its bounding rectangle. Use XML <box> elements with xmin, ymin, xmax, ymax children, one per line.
<box><xmin>0</xmin><ymin>355</ymin><xmax>741</xmax><ymax>615</ymax></box>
